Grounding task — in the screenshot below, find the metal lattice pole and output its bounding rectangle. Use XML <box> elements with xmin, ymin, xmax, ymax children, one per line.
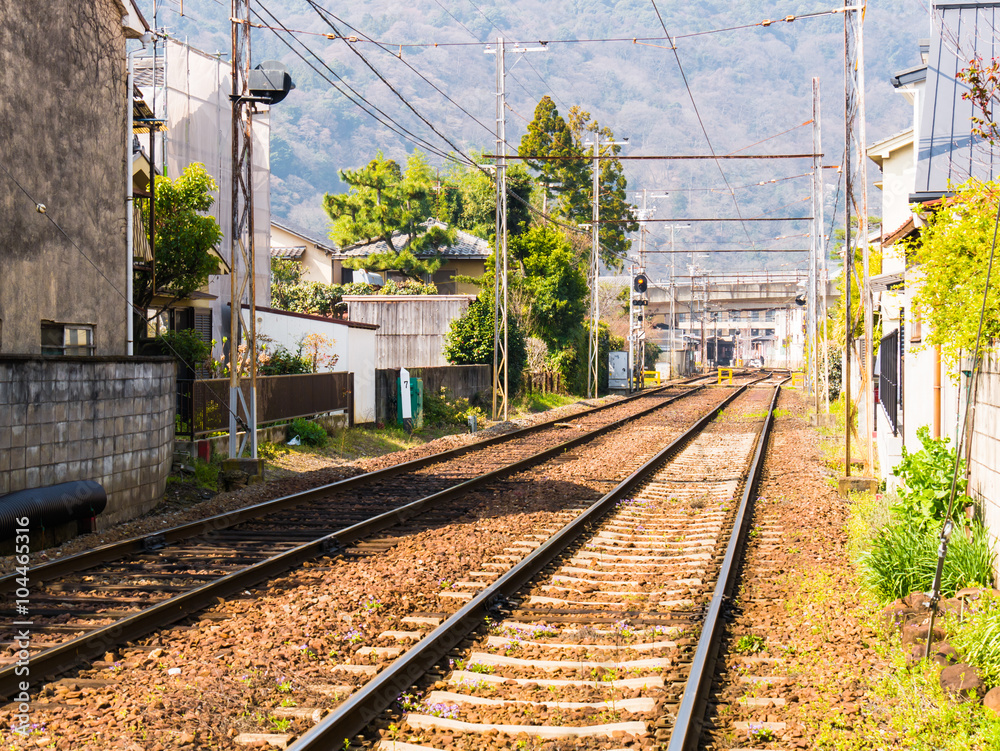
<box><xmin>588</xmin><ymin>140</ymin><xmax>601</xmax><ymax>399</ymax></box>
<box><xmin>491</xmin><ymin>37</ymin><xmax>509</xmax><ymax>421</ymax></box>
<box><xmin>844</xmin><ymin>3</ymin><xmax>874</xmax><ymax>474</ymax></box>
<box><xmin>229</xmin><ymin>0</ymin><xmax>257</xmax><ymax>459</ymax></box>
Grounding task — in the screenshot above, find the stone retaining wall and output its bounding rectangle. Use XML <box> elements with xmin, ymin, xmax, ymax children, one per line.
<box><xmin>0</xmin><ymin>356</ymin><xmax>176</xmax><ymax>529</ymax></box>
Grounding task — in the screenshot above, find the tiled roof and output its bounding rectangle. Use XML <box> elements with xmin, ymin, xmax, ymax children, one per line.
<box><xmin>270</xmin><ymin>246</ymin><xmax>306</xmax><ymax>259</ymax></box>
<box><xmin>332</xmin><ymin>220</ymin><xmax>490</xmax><ymax>260</ymax></box>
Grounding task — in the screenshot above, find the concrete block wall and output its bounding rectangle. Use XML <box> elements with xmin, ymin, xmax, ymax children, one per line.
<box><xmin>0</xmin><ymin>356</ymin><xmax>176</xmax><ymax>529</ymax></box>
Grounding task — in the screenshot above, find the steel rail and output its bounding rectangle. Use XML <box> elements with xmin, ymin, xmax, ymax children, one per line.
<box><xmin>287</xmin><ymin>382</ymin><xmax>765</xmax><ymax>751</ymax></box>
<box><xmin>0</xmin><ymin>381</ymin><xmax>715</xmax><ymax>700</ymax></box>
<box><xmin>667</xmin><ymin>380</ymin><xmax>784</xmax><ymax>751</ymax></box>
<box><xmin>0</xmin><ymin>378</ymin><xmax>706</xmax><ymax>594</ymax></box>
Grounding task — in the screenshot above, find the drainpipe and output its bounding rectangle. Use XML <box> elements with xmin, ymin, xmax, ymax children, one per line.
<box><xmin>933</xmin><ymin>344</ymin><xmax>942</xmax><ymax>439</ymax></box>
<box><xmin>126</xmin><ymin>33</ymin><xmax>151</xmax><ymax>355</ymax></box>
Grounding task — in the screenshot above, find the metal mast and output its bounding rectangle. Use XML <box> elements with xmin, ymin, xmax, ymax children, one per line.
<box><xmin>813</xmin><ymin>77</ymin><xmax>831</xmax><ymax>414</ymax></box>
<box><xmin>588</xmin><ymin>139</ymin><xmax>601</xmax><ymax>399</ymax></box>
<box><xmin>228</xmin><ymin>0</ymin><xmax>258</xmax><ymax>459</ymax></box>
<box><xmin>490</xmin><ymin>37</ymin><xmax>509</xmax><ymax>421</ymax></box>
<box><xmin>844</xmin><ymin>2</ymin><xmax>874</xmax><ymax>474</ymax></box>
<box><xmin>585</xmin><ymin>134</ymin><xmax>627</xmax><ymax>399</ymax></box>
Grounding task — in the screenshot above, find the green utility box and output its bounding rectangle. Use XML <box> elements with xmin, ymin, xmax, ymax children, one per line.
<box><xmin>397</xmin><ymin>376</ymin><xmax>424</xmax><ymax>429</ymax></box>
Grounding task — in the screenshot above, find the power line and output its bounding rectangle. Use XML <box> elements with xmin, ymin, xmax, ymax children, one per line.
<box><xmin>254</xmin><ymin>2</ymin><xmax>469</xmax><ymax>166</ymax></box>
<box><xmin>301</xmin><ymin>0</ymin><xmax>498</xmax><ymax>142</ymax></box>
<box><xmin>649</xmin><ymin>0</ymin><xmax>755</xmax><ymax>250</ymax></box>
<box><xmin>489</xmin><ymin>153</ymin><xmax>821</xmax><ymax>160</ymax></box>
<box><xmin>302</xmin><ymin>0</ymin><xmax>485</xmax><ymax>168</ymax></box>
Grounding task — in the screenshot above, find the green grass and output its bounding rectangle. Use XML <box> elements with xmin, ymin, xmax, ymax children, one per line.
<box><xmin>810</xmin><ymin>649</ymin><xmax>1000</xmax><ymax>750</ymax></box>
<box><xmin>948</xmin><ymin>590</ymin><xmax>1000</xmax><ymax>688</ymax></box>
<box><xmin>515</xmin><ymin>391</ymin><xmax>578</xmax><ymax>414</ymax></box>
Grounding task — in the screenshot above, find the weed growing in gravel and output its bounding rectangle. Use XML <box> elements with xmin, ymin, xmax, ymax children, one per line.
<box><xmin>344</xmin><ymin>628</ymin><xmax>364</xmax><ymax>644</ymax></box>
<box><xmin>397</xmin><ymin>692</ymin><xmax>423</xmax><ymax>712</ymax></box>
<box><xmin>734</xmin><ymin>634</ymin><xmax>766</xmax><ymax>654</ymax></box>
<box><xmin>279</xmin><ymin>697</ymin><xmax>296</xmax><ymax>707</ymax></box>
<box><xmin>270</xmin><ymin>717</ymin><xmax>292</xmax><ymax>732</ymax></box>
<box><xmin>746</xmin><ymin>723</ymin><xmax>776</xmax><ymax>742</ymax></box>
<box><xmin>466</xmin><ymin>662</ymin><xmax>494</xmax><ymax>674</ymax></box>
<box><xmin>424</xmin><ymin>703</ymin><xmax>461</xmax><ymax>719</ymax></box>
<box><xmin>276</xmin><ymin>678</ymin><xmax>293</xmax><ymax>693</ymax></box>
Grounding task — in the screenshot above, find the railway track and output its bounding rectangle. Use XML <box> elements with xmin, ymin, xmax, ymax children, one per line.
<box><xmin>255</xmin><ymin>377</ymin><xmax>785</xmax><ymax>751</ymax></box>
<box><xmin>0</xmin><ymin>374</ymin><xmax>751</xmax><ymax>703</ymax></box>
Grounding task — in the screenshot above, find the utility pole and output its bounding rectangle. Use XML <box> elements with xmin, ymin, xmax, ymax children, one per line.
<box><xmin>228</xmin><ymin>0</ymin><xmax>257</xmax><ymax>460</ymax></box>
<box><xmin>808</xmin><ymin>79</ymin><xmax>820</xmax><ymax>416</ymax></box>
<box><xmin>584</xmin><ymin>134</ymin><xmax>628</xmax><ymax>399</ymax></box>
<box><xmin>844</xmin><ymin>3</ymin><xmax>874</xmax><ymax>474</ymax></box>
<box><xmin>486</xmin><ymin>39</ymin><xmax>545</xmax><ymax>419</ymax></box>
<box><xmin>490</xmin><ymin>37</ymin><xmax>509</xmax><ymax>422</ymax></box>
<box><xmin>813</xmin><ymin>77</ymin><xmax>831</xmax><ymax>414</ymax></box>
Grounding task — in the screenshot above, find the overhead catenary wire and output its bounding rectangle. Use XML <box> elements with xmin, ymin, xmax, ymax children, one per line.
<box><xmin>254</xmin><ymin>2</ymin><xmax>469</xmax><ymax>166</ymax></box>
<box><xmin>249</xmin><ymin>7</ymin><xmax>848</xmax><ymax>50</ymax></box>
<box><xmin>649</xmin><ymin>0</ymin><xmax>755</xmax><ymax>250</ymax></box>
<box><xmin>301</xmin><ymin>0</ymin><xmax>487</xmax><ymax>169</ymax></box>
<box><xmin>301</xmin><ymin>0</ymin><xmax>499</xmax><ymax>142</ymax></box>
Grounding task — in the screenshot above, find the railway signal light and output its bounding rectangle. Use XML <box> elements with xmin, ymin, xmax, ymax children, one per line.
<box><xmin>633</xmin><ymin>273</ymin><xmax>648</xmax><ymax>293</ymax></box>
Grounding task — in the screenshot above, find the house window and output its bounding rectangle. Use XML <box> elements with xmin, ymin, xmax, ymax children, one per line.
<box><xmin>41</xmin><ymin>322</ymin><xmax>95</xmax><ymax>356</ymax></box>
<box><xmin>765</xmin><ymin>309</ymin><xmax>775</xmax><ymax>322</ymax></box>
<box><xmin>750</xmin><ymin>310</ymin><xmax>761</xmax><ymax>322</ymax></box>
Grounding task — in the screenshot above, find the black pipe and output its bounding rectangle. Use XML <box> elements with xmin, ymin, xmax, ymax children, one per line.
<box><xmin>0</xmin><ymin>482</ymin><xmax>107</xmax><ymax>539</ymax></box>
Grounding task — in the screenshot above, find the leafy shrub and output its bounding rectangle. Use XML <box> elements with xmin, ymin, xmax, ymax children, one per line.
<box><xmin>949</xmin><ymin>591</ymin><xmax>1000</xmax><ymax>687</ymax></box>
<box><xmin>380</xmin><ymin>278</ymin><xmax>437</xmax><ymax>295</ymax></box>
<box><xmin>422</xmin><ymin>388</ymin><xmax>485</xmax><ymax>427</ymax></box>
<box><xmin>147</xmin><ymin>329</ymin><xmax>211</xmax><ymax>373</ymax></box>
<box><xmin>858</xmin><ymin>520</ymin><xmax>995</xmax><ymax>602</ymax></box>
<box><xmin>259</xmin><ymin>344</ymin><xmax>312</xmax><ymax>375</ymax></box>
<box><xmin>892</xmin><ymin>426</ymin><xmax>971</xmax><ymax>530</ymax></box>
<box><xmin>288</xmin><ymin>418</ymin><xmax>328</xmax><ymax>447</ymax></box>
<box><xmin>444</xmin><ymin>292</ymin><xmax>527</xmax><ymax>397</ymax></box>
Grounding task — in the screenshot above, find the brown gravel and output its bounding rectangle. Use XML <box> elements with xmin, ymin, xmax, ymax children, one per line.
<box><xmin>0</xmin><ymin>396</ymin><xmax>617</xmax><ymax>577</ymax></box>
<box><xmin>703</xmin><ymin>389</ymin><xmax>881</xmax><ymax>750</ymax></box>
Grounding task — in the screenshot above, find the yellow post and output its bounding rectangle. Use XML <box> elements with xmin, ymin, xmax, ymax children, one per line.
<box><xmin>792</xmin><ymin>372</ymin><xmax>804</xmax><ymax>388</ymax></box>
<box><xmin>643</xmin><ymin>370</ymin><xmax>661</xmax><ymax>387</ymax></box>
<box><xmin>717</xmin><ymin>367</ymin><xmax>733</xmax><ymax>385</ymax></box>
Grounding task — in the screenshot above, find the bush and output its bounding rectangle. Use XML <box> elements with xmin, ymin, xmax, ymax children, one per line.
<box><xmin>422</xmin><ymin>388</ymin><xmax>484</xmax><ymax>427</ymax></box>
<box><xmin>444</xmin><ymin>293</ymin><xmax>527</xmax><ymax>397</ymax></box>
<box><xmin>259</xmin><ymin>344</ymin><xmax>312</xmax><ymax>375</ymax></box>
<box><xmin>858</xmin><ymin>519</ymin><xmax>995</xmax><ymax>602</ymax></box>
<box><xmin>147</xmin><ymin>329</ymin><xmax>211</xmax><ymax>373</ymax></box>
<box><xmin>892</xmin><ymin>426</ymin><xmax>971</xmax><ymax>530</ymax></box>
<box><xmin>288</xmin><ymin>418</ymin><xmax>328</xmax><ymax>447</ymax></box>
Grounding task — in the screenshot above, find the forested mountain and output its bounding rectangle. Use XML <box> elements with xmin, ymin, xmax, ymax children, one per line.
<box><xmin>136</xmin><ymin>0</ymin><xmax>927</xmax><ymax>277</ymax></box>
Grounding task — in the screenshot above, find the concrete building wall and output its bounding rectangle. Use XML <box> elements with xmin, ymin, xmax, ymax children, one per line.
<box><xmin>0</xmin><ymin>1</ymin><xmax>129</xmax><ymax>356</ymax></box>
<box><xmin>0</xmin><ymin>356</ymin><xmax>176</xmax><ymax>529</ymax></box>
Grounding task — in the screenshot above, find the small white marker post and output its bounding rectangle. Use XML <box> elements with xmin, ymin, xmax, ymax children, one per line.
<box><xmin>399</xmin><ymin>367</ymin><xmax>412</xmax><ymax>433</ymax></box>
